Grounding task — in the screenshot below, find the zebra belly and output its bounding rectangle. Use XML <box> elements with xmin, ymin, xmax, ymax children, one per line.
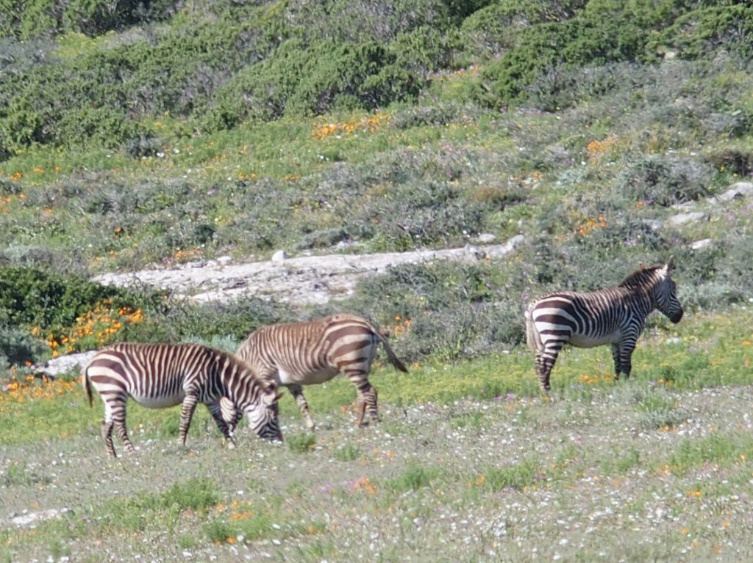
<box><xmin>277</xmin><ymin>367</ymin><xmax>339</xmax><ymax>386</ymax></box>
<box><xmin>569</xmin><ymin>332</ymin><xmax>618</xmax><ymax>348</ymax></box>
<box><xmin>130</xmin><ymin>391</ymin><xmax>185</xmax><ymax>409</ymax></box>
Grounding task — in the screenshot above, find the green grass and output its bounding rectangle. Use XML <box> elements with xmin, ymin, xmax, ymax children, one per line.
<box><xmin>2</xmin><ymin>309</ymin><xmax>752</xmax><ymax>447</ymax></box>
<box><xmin>4</xmin><ymin>372</ymin><xmax>753</xmax><ymax>560</ymax></box>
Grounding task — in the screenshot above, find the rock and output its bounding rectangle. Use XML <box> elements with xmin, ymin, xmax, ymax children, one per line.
<box><xmin>9</xmin><ymin>508</ymin><xmax>72</xmax><ymax>527</ymax></box>
<box><xmin>711</xmin><ymin>181</ymin><xmax>753</xmax><ymax>204</ymax></box>
<box><xmin>93</xmin><ymin>234</ymin><xmax>527</xmax><ymax>306</ymax></box>
<box><xmin>335</xmin><ymin>240</ymin><xmax>355</xmax><ymax>250</ymax></box>
<box><xmin>671</xmin><ymin>201</ymin><xmax>697</xmax><ymax>211</ymax></box>
<box><xmin>271</xmin><ymin>250</ymin><xmax>287</xmax><ymax>263</ymax></box>
<box><xmin>641</xmin><ymin>219</ymin><xmax>663</xmax><ymax>231</ymax></box>
<box><xmin>216</xmin><ymin>256</ymin><xmax>232</xmax><ymax>266</ymax></box>
<box><xmin>464</xmin><ymin>244</ymin><xmax>486</xmax><ymax>260</ymax></box>
<box><xmin>667</xmin><ymin>212</ymin><xmax>708</xmax><ymax>227</ymax></box>
<box><xmin>690</xmin><ymin>238</ymin><xmax>713</xmax><ymax>250</ymax></box>
<box><xmin>33</xmin><ymin>351</ymin><xmax>97</xmax><ymax>379</ymax></box>
<box><xmin>476</xmin><ymin>233</ymin><xmax>496</xmax><ymax>244</ymax></box>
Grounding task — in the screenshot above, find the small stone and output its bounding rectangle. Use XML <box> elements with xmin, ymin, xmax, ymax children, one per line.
<box><xmin>690</xmin><ymin>238</ymin><xmax>713</xmax><ymax>250</ymax></box>
<box><xmin>667</xmin><ymin>212</ymin><xmax>708</xmax><ymax>227</ymax></box>
<box><xmin>476</xmin><ymin>233</ymin><xmax>496</xmax><ymax>244</ymax></box>
<box><xmin>271</xmin><ymin>250</ymin><xmax>287</xmax><ymax>263</ymax></box>
<box><xmin>713</xmin><ymin>181</ymin><xmax>753</xmax><ymax>203</ymax></box>
<box><xmin>641</xmin><ymin>219</ymin><xmax>662</xmax><ymax>231</ymax></box>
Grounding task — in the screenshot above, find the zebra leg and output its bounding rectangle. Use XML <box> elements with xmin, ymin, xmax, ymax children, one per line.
<box><xmin>611</xmin><ymin>344</ymin><xmax>623</xmax><ymax>379</ymax></box>
<box><xmin>111</xmin><ymin>403</ymin><xmax>135</xmax><ymax>455</ymax></box>
<box><xmin>179</xmin><ymin>394</ymin><xmax>199</xmax><ymax>446</ymax></box>
<box><xmin>620</xmin><ymin>344</ymin><xmax>636</xmax><ymax>379</ymax></box>
<box><xmin>287</xmin><ymin>385</ymin><xmax>315</xmax><ymax>431</ymax></box>
<box><xmin>207</xmin><ymin>403</ymin><xmax>236</xmax><ymax>448</ymax></box>
<box><xmin>535</xmin><ymin>346</ymin><xmax>560</xmax><ymax>394</ymax></box>
<box><xmin>348</xmin><ymin>372</ymin><xmax>378</xmax><ymax>427</ymax></box>
<box><xmin>100</xmin><ymin>418</ymin><xmax>116</xmax><ymax>458</ymax></box>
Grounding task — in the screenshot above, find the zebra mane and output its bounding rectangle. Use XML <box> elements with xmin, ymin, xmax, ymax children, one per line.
<box><xmin>618</xmin><ymin>265</ymin><xmax>663</xmax><ymax>290</ymax></box>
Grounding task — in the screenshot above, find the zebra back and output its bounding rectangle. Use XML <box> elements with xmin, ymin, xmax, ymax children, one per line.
<box><xmin>237</xmin><ymin>313</ymin><xmax>408</xmax><ymax>378</ymax></box>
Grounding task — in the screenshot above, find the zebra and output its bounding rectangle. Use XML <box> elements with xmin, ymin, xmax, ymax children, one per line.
<box><xmin>83</xmin><ymin>342</ymin><xmax>283</xmax><ymax>457</ymax></box>
<box><xmin>232</xmin><ymin>313</ymin><xmax>408</xmax><ymax>430</ymax></box>
<box><xmin>525</xmin><ymin>257</ymin><xmax>683</xmax><ymax>393</ymax></box>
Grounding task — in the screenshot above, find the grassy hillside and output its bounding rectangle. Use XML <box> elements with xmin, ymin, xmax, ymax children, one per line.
<box><xmin>1</xmin><ymin>1</ymin><xmax>753</xmax><ymax>368</ymax></box>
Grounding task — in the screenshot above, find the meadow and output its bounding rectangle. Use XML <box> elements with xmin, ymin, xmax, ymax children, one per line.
<box><xmin>2</xmin><ymin>309</ymin><xmax>753</xmax><ymax>561</ymax></box>
<box><xmin>2</xmin><ymin>1</ymin><xmax>753</xmax><ymax>561</ymax></box>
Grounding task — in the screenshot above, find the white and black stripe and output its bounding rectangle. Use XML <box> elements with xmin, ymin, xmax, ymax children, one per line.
<box><xmin>525</xmin><ymin>257</ymin><xmax>683</xmax><ymax>393</ymax></box>
<box><xmin>83</xmin><ymin>342</ymin><xmax>282</xmax><ymax>457</ymax></box>
<box><xmin>234</xmin><ymin>314</ymin><xmax>408</xmax><ymax>430</ymax></box>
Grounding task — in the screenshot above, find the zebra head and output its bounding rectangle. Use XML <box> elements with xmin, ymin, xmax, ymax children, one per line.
<box><xmin>654</xmin><ymin>256</ymin><xmax>683</xmax><ymax>324</ymax></box>
<box><xmin>244</xmin><ymin>385</ymin><xmax>283</xmax><ymax>443</ymax></box>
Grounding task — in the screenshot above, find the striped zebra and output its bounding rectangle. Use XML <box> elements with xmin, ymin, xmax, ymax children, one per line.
<box><xmin>83</xmin><ymin>342</ymin><xmax>282</xmax><ymax>457</ymax></box>
<box><xmin>233</xmin><ymin>313</ymin><xmax>408</xmax><ymax>430</ymax></box>
<box><xmin>525</xmin><ymin>257</ymin><xmax>683</xmax><ymax>393</ymax></box>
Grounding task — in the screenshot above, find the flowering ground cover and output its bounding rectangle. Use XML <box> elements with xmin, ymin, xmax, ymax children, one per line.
<box><xmin>1</xmin><ymin>310</ymin><xmax>752</xmax><ymax>561</ymax></box>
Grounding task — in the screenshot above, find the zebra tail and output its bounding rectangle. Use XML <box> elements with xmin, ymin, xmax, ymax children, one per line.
<box><xmin>524</xmin><ymin>306</ymin><xmax>541</xmax><ymax>354</ymax></box>
<box><xmin>377</xmin><ymin>332</ymin><xmax>409</xmax><ymax>373</ymax></box>
<box><xmin>83</xmin><ymin>363</ymin><xmax>93</xmax><ymax>408</ymax></box>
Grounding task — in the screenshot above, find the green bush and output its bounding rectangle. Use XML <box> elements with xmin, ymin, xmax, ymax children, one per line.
<box><xmin>160</xmin><ymin>477</ymin><xmax>219</xmax><ymax>512</ymax></box>
<box><xmin>286</xmin><ymin>432</ymin><xmax>316</xmax><ymax>453</ymax></box>
<box><xmin>0</xmin><ymin>0</ymin><xmax>177</xmax><ymax>40</ymax></box>
<box><xmin>0</xmin><ymin>326</ymin><xmax>48</xmax><ymax>365</ymax></box>
<box><xmin>612</xmin><ymin>155</ymin><xmax>713</xmax><ymax>206</ymax></box>
<box><xmin>387</xmin><ymin>465</ymin><xmax>438</xmax><ymax>492</ymax></box>
<box><xmin>458</xmin><ymin>0</ymin><xmax>585</xmax><ymax>59</ymax></box>
<box><xmin>650</xmin><ymin>5</ymin><xmax>753</xmax><ymax>61</ymax></box>
<box><xmin>0</xmin><ymin>266</ymin><xmax>151</xmax><ymax>329</ymax></box>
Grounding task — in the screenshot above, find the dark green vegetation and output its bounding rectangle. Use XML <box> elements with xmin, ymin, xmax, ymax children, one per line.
<box><xmin>1</xmin><ymin>3</ymin><xmax>753</xmax><ymax>558</ymax></box>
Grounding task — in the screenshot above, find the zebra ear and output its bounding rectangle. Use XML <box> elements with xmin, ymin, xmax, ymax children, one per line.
<box><xmin>666</xmin><ymin>255</ymin><xmax>675</xmax><ymax>271</ymax></box>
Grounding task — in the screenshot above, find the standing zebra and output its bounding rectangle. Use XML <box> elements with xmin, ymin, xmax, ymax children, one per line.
<box><xmin>233</xmin><ymin>313</ymin><xmax>408</xmax><ymax>430</ymax></box>
<box><xmin>83</xmin><ymin>342</ymin><xmax>282</xmax><ymax>457</ymax></box>
<box><xmin>525</xmin><ymin>257</ymin><xmax>683</xmax><ymax>393</ymax></box>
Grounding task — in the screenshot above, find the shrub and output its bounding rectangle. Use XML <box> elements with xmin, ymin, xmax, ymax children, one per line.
<box><xmin>703</xmin><ymin>148</ymin><xmax>753</xmax><ymax>176</ymax></box>
<box><xmin>333</xmin><ymin>443</ymin><xmax>361</xmax><ymax>462</ymax></box>
<box><xmin>612</xmin><ymin>155</ymin><xmax>713</xmax><ymax>206</ymax></box>
<box><xmin>459</xmin><ymin>0</ymin><xmax>586</xmax><ymax>59</ymax></box>
<box><xmin>387</xmin><ymin>465</ymin><xmax>438</xmax><ymax>492</ymax></box>
<box><xmin>390</xmin><ymin>103</ymin><xmax>464</xmax><ymax>129</ymax></box>
<box><xmin>0</xmin><ymin>266</ymin><xmax>152</xmax><ymax>329</ymax></box>
<box><xmin>124</xmin><ymin>133</ymin><xmax>164</xmax><ymax>159</ymax></box>
<box><xmin>286</xmin><ymin>432</ymin><xmax>316</xmax><ymax>453</ymax></box>
<box><xmin>483</xmin><ymin>459</ymin><xmax>539</xmax><ymax>491</ymax></box>
<box><xmin>0</xmin><ymin>327</ymin><xmax>48</xmax><ymax>365</ymax></box>
<box><xmin>161</xmin><ymin>477</ymin><xmax>219</xmax><ymax>512</ymax></box>
<box><xmin>650</xmin><ymin>5</ymin><xmax>753</xmax><ymax>61</ymax></box>
<box><xmin>119</xmin><ymin>296</ymin><xmax>293</xmax><ymax>345</ymax></box>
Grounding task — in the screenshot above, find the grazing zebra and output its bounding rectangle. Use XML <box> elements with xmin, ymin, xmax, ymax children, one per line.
<box><xmin>83</xmin><ymin>342</ymin><xmax>282</xmax><ymax>457</ymax></box>
<box><xmin>233</xmin><ymin>313</ymin><xmax>408</xmax><ymax>430</ymax></box>
<box><xmin>525</xmin><ymin>257</ymin><xmax>683</xmax><ymax>393</ymax></box>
